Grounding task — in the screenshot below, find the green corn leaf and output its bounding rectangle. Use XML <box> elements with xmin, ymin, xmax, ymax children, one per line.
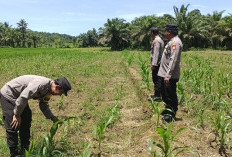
<box><xmin>172</xmin><ymin>127</ymin><xmax>187</xmax><ymax>141</ymax></box>
<box><xmin>156</xmin><ymin>143</ymin><xmax>165</xmax><ymax>152</ymax></box>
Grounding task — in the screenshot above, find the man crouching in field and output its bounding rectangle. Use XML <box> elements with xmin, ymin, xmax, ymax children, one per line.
<box><xmin>0</xmin><ymin>75</ymin><xmax>71</xmax><ymax>157</ymax></box>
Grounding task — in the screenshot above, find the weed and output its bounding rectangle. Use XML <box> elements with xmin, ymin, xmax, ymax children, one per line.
<box><xmin>58</xmin><ymin>94</ymin><xmax>65</xmax><ymax>110</ymax></box>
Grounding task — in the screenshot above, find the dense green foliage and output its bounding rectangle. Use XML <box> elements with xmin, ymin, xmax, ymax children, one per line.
<box><xmin>0</xmin><ymin>4</ymin><xmax>232</xmax><ymax>50</ymax></box>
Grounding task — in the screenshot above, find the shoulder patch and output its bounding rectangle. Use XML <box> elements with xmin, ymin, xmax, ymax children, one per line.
<box><xmin>153</xmin><ymin>41</ymin><xmax>157</xmax><ymax>46</ymax></box>
<box><xmin>172</xmin><ymin>43</ymin><xmax>176</xmax><ymax>50</ymax></box>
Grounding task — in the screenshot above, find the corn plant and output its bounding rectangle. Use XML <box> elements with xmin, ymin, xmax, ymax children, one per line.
<box><xmin>201</xmin><ymin>79</ymin><xmax>213</xmax><ymax>96</ymax></box>
<box><xmin>81</xmin><ymin>144</ymin><xmax>92</xmax><ymax>157</ymax></box>
<box><xmin>182</xmin><ymin>68</ymin><xmax>193</xmax><ymax>81</ymax></box>
<box><xmin>60</xmin><ymin>120</ymin><xmax>70</xmax><ymax>149</ymax></box>
<box><xmin>115</xmin><ymin>82</ymin><xmax>124</xmax><ymax>101</ymax></box>
<box><xmin>94</xmin><ymin>103</ymin><xmax>119</xmax><ymax>155</ymax></box>
<box><xmin>198</xmin><ymin>106</ymin><xmax>207</xmax><ymax>128</ymax></box>
<box><xmin>127</xmin><ymin>54</ymin><xmax>135</xmax><ymax>66</ymax></box>
<box><xmin>25</xmin><ymin>116</ymin><xmax>76</xmax><ymax>157</ymax></box>
<box><xmin>149</xmin><ymin>122</ymin><xmax>190</xmax><ymax>157</ymax></box>
<box><xmin>212</xmin><ymin>87</ymin><xmax>228</xmax><ymax>110</ymax></box>
<box><xmin>150</xmin><ymin>100</ymin><xmax>163</xmax><ymax>127</ymax></box>
<box><xmin>177</xmin><ymin>82</ymin><xmax>185</xmax><ymax>105</ymax></box>
<box><xmin>138</xmin><ymin>55</ymin><xmax>150</xmax><ymax>90</ymax></box>
<box><xmin>214</xmin><ymin>110</ymin><xmax>231</xmax><ymax>154</ymax></box>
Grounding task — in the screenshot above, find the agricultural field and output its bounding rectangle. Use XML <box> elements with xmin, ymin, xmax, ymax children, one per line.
<box><xmin>0</xmin><ymin>48</ymin><xmax>231</xmax><ymax>157</ymax></box>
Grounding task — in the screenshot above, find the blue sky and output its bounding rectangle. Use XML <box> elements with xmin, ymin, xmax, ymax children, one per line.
<box><xmin>0</xmin><ymin>0</ymin><xmax>231</xmax><ymax>36</ymax></box>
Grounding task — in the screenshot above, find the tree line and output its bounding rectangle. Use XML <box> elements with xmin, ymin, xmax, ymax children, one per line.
<box><xmin>0</xmin><ymin>4</ymin><xmax>232</xmax><ymax>51</ymax></box>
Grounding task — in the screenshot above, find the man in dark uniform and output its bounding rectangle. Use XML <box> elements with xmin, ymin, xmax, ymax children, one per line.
<box><xmin>148</xmin><ymin>27</ymin><xmax>164</xmax><ymax>102</ymax></box>
<box><xmin>158</xmin><ymin>24</ymin><xmax>183</xmax><ymax>123</ymax></box>
<box><xmin>0</xmin><ymin>75</ymin><xmax>71</xmax><ymax>157</ymax></box>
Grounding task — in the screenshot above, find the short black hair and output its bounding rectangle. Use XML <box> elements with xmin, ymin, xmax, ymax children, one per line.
<box><xmin>150</xmin><ymin>27</ymin><xmax>159</xmax><ymax>34</ymax></box>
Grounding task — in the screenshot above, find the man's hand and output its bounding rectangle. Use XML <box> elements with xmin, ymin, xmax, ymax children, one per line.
<box><xmin>11</xmin><ymin>115</ymin><xmax>21</xmax><ymax>130</ymax></box>
<box><xmin>164</xmin><ymin>77</ymin><xmax>170</xmax><ymax>84</ymax></box>
<box><xmin>151</xmin><ymin>66</ymin><xmax>155</xmax><ymax>71</ymax></box>
<box><xmin>51</xmin><ymin>116</ymin><xmax>59</xmax><ymax>123</ymax></box>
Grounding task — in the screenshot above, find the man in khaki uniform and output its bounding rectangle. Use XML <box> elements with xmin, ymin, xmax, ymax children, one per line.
<box><xmin>0</xmin><ymin>75</ymin><xmax>71</xmax><ymax>157</ymax></box>
<box><xmin>158</xmin><ymin>24</ymin><xmax>183</xmax><ymax>123</ymax></box>
<box><xmin>149</xmin><ymin>27</ymin><xmax>164</xmax><ymax>102</ymax></box>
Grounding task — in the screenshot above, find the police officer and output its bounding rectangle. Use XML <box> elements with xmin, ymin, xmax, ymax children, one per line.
<box><xmin>149</xmin><ymin>27</ymin><xmax>164</xmax><ymax>102</ymax></box>
<box><xmin>158</xmin><ymin>24</ymin><xmax>183</xmax><ymax>123</ymax></box>
<box><xmin>0</xmin><ymin>75</ymin><xmax>71</xmax><ymax>157</ymax></box>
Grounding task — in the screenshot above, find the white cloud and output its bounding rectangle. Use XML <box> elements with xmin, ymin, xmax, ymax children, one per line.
<box><xmin>118</xmin><ymin>13</ymin><xmax>145</xmax><ymax>21</ymax></box>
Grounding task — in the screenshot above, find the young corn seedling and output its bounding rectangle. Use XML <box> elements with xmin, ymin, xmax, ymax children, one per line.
<box><xmin>115</xmin><ymin>82</ymin><xmax>124</xmax><ymax>101</ymax></box>
<box><xmin>127</xmin><ymin>54</ymin><xmax>135</xmax><ymax>66</ymax></box>
<box><xmin>150</xmin><ymin>100</ymin><xmax>163</xmax><ymax>127</ymax></box>
<box><xmin>60</xmin><ymin>119</ymin><xmax>71</xmax><ymax>149</ymax></box>
<box><xmin>25</xmin><ymin>116</ymin><xmax>76</xmax><ymax>157</ymax></box>
<box><xmin>198</xmin><ymin>106</ymin><xmax>207</xmax><ymax>128</ymax></box>
<box><xmin>81</xmin><ymin>144</ymin><xmax>92</xmax><ymax>157</ymax></box>
<box><xmin>94</xmin><ymin>104</ymin><xmax>119</xmax><ymax>155</ymax></box>
<box><xmin>177</xmin><ymin>82</ymin><xmax>185</xmax><ymax>105</ymax></box>
<box><xmin>214</xmin><ymin>110</ymin><xmax>231</xmax><ymax>155</ymax></box>
<box><xmin>149</xmin><ymin>122</ymin><xmax>190</xmax><ymax>157</ymax></box>
<box><xmin>213</xmin><ymin>87</ymin><xmax>228</xmax><ymax>110</ymax></box>
<box><xmin>138</xmin><ymin>55</ymin><xmax>150</xmax><ymax>90</ymax></box>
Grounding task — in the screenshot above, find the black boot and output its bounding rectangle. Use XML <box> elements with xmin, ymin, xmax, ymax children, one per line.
<box><xmin>161</xmin><ymin>108</ymin><xmax>176</xmax><ymax>123</ymax></box>
<box><xmin>20</xmin><ymin>145</ymin><xmax>29</xmax><ymax>155</ymax></box>
<box><xmin>9</xmin><ymin>147</ymin><xmax>20</xmax><ymax>157</ymax></box>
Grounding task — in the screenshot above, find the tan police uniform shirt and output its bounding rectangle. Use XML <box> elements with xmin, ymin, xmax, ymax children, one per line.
<box><xmin>151</xmin><ymin>35</ymin><xmax>164</xmax><ymax>66</ymax></box>
<box><xmin>0</xmin><ymin>75</ymin><xmax>55</xmax><ymax>119</ymax></box>
<box><xmin>158</xmin><ymin>36</ymin><xmax>183</xmax><ymax>79</ymax></box>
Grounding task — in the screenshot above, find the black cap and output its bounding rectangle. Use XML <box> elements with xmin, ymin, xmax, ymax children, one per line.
<box><xmin>165</xmin><ymin>24</ymin><xmax>178</xmax><ymax>31</ymax></box>
<box><xmin>150</xmin><ymin>27</ymin><xmax>159</xmax><ymax>34</ymax></box>
<box><xmin>165</xmin><ymin>24</ymin><xmax>178</xmax><ymax>35</ymax></box>
<box><xmin>54</xmin><ymin>77</ymin><xmax>71</xmax><ymax>96</ymax></box>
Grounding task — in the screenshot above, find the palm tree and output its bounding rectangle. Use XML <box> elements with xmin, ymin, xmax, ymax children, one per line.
<box><xmin>130</xmin><ymin>15</ymin><xmax>164</xmax><ymax>50</ymax></box>
<box><xmin>2</xmin><ymin>22</ymin><xmax>12</xmax><ymax>46</ymax></box>
<box><xmin>0</xmin><ymin>23</ymin><xmax>4</xmax><ymax>46</ymax></box>
<box><xmin>17</xmin><ymin>19</ymin><xmax>28</xmax><ymax>47</ymax></box>
<box><xmin>206</xmin><ymin>11</ymin><xmax>226</xmax><ymax>49</ymax></box>
<box><xmin>173</xmin><ymin>4</ymin><xmax>210</xmax><ymax>50</ymax></box>
<box><xmin>216</xmin><ymin>14</ymin><xmax>232</xmax><ymax>50</ymax></box>
<box><xmin>101</xmin><ymin>18</ymin><xmax>130</xmax><ymax>50</ymax></box>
